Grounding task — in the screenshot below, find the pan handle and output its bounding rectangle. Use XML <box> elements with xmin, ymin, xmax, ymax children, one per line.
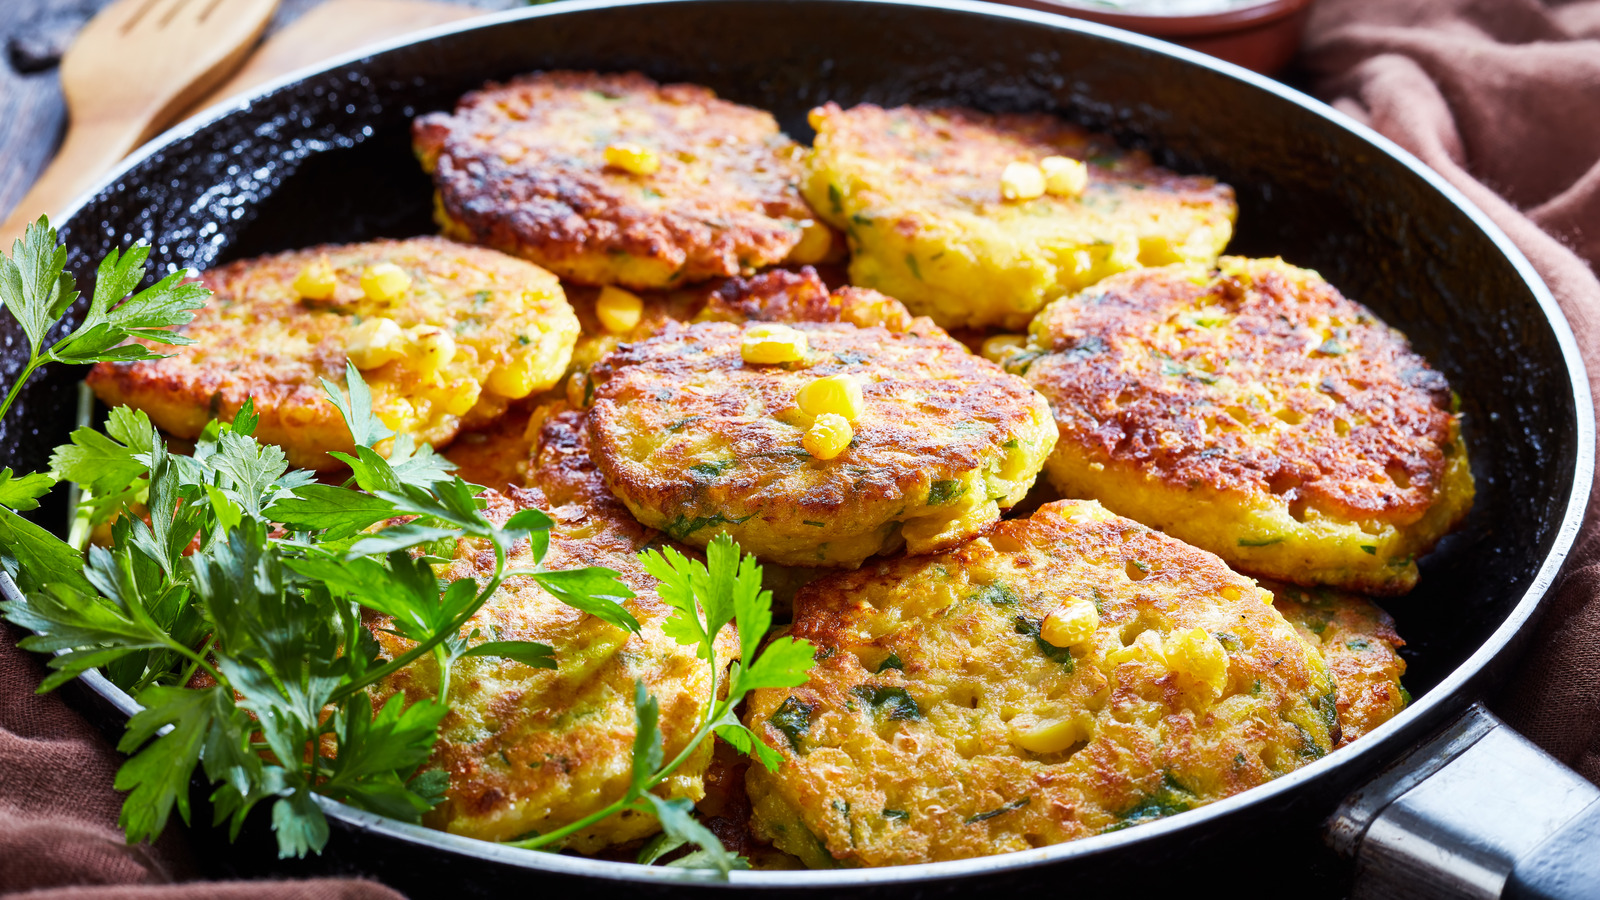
<box><xmin>1328</xmin><ymin>702</ymin><xmax>1600</xmax><ymax>900</ymax></box>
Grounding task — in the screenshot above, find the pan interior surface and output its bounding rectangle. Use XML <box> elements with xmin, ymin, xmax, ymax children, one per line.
<box><xmin>1</xmin><ymin>0</ymin><xmax>1584</xmax><ymax>891</ymax></box>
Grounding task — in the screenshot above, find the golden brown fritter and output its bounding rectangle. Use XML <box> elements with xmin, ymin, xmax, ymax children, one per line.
<box><xmin>87</xmin><ymin>237</ymin><xmax>576</xmax><ymax>471</ymax></box>
<box><xmin>414</xmin><ymin>71</ymin><xmax>827</xmax><ymax>290</ymax></box>
<box><xmin>585</xmin><ymin>320</ymin><xmax>1057</xmax><ymax>567</ymax></box>
<box><xmin>804</xmin><ymin>102</ymin><xmax>1237</xmax><ymax>330</ymax></box>
<box><xmin>1269</xmin><ymin>583</ymin><xmax>1408</xmax><ymax>747</ymax></box>
<box><xmin>560</xmin><ymin>267</ymin><xmax>898</xmax><ymax>409</ymax></box>
<box><xmin>743</xmin><ymin>499</ymin><xmax>1339</xmax><ymax>867</ymax></box>
<box><xmin>1019</xmin><ymin>257</ymin><xmax>1474</xmax><ymax>595</ymax></box>
<box><xmin>367</xmin><ymin>486</ymin><xmax>737</xmax><ymax>851</ymax></box>
<box><xmin>562</xmin><ymin>266</ymin><xmax>929</xmax><ymax>403</ymax></box>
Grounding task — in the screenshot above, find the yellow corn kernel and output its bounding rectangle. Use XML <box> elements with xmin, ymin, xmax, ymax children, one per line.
<box><xmin>1106</xmin><ymin>629</ymin><xmax>1165</xmax><ymax>668</ymax></box>
<box><xmin>438</xmin><ymin>378</ymin><xmax>481</xmax><ymax>417</ymax></box>
<box><xmin>485</xmin><ymin>356</ymin><xmax>538</xmax><ymax>399</ymax></box>
<box><xmin>596</xmin><ymin>286</ymin><xmax>644</xmax><ymax>333</ymax></box>
<box><xmin>981</xmin><ymin>334</ymin><xmax>1028</xmax><ymax>364</ymax></box>
<box><xmin>346</xmin><ymin>316</ymin><xmax>404</xmax><ymax>370</ymax></box>
<box><xmin>741</xmin><ymin>324</ymin><xmax>808</xmax><ymax>364</ymax></box>
<box><xmin>788</xmin><ymin>219</ymin><xmax>834</xmax><ymax>264</ymax></box>
<box><xmin>408</xmin><ymin>325</ymin><xmax>456</xmax><ymax>378</ymax></box>
<box><xmin>605</xmin><ymin>142</ymin><xmax>661</xmax><ymax>176</ymax></box>
<box><xmin>360</xmin><ymin>263</ymin><xmax>411</xmax><ymax>302</ymax></box>
<box><xmin>1168</xmin><ymin>627</ymin><xmax>1230</xmax><ymax>697</ymax></box>
<box><xmin>803</xmin><ymin>413</ymin><xmax>853</xmax><ymax>460</ymax></box>
<box><xmin>1000</xmin><ymin>161</ymin><xmax>1045</xmax><ymax>201</ymax></box>
<box><xmin>1011</xmin><ymin>714</ymin><xmax>1091</xmax><ymax>755</ymax></box>
<box><xmin>989</xmin><ymin>530</ymin><xmax>1026</xmax><ymax>553</ymax></box>
<box><xmin>796</xmin><ymin>373</ymin><xmax>864</xmax><ymax>422</ymax></box>
<box><xmin>293</xmin><ymin>258</ymin><xmax>337</xmax><ymax>300</ymax></box>
<box><xmin>1041</xmin><ymin>155</ymin><xmax>1090</xmax><ymax>197</ymax></box>
<box><xmin>380</xmin><ymin>398</ymin><xmax>415</xmax><ymax>433</ymax></box>
<box><xmin>1041</xmin><ymin>597</ymin><xmax>1099</xmax><ymax>648</ymax></box>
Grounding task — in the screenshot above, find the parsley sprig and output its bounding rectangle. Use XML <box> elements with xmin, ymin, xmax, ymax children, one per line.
<box><xmin>0</xmin><ymin>364</ymin><xmax>638</xmax><ymax>858</ymax></box>
<box><xmin>0</xmin><ymin>217</ymin><xmax>206</xmax><ymax>424</ymax></box>
<box><xmin>508</xmin><ymin>536</ymin><xmax>816</xmax><ymax>873</ymax></box>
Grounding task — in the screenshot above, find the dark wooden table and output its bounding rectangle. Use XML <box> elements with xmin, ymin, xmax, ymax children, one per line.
<box><xmin>0</xmin><ymin>0</ymin><xmax>521</xmax><ymax>224</ymax></box>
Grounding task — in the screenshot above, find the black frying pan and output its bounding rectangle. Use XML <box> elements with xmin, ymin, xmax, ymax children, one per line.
<box><xmin>2</xmin><ymin>1</ymin><xmax>1593</xmax><ymax>896</ymax></box>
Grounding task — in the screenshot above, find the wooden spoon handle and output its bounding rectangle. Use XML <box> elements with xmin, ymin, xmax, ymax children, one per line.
<box><xmin>1</xmin><ymin>116</ymin><xmax>149</xmax><ymax>248</ymax></box>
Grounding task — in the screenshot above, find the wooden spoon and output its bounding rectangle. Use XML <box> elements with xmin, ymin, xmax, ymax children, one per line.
<box><xmin>1</xmin><ymin>0</ymin><xmax>279</xmax><ymax>245</ymax></box>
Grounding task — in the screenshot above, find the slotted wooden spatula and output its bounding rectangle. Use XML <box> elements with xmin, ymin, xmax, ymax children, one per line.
<box><xmin>0</xmin><ymin>0</ymin><xmax>279</xmax><ymax>245</ymax></box>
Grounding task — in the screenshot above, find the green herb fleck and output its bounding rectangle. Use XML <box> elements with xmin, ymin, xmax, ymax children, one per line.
<box><xmin>875</xmin><ymin>653</ymin><xmax>904</xmax><ymax>673</ymax></box>
<box><xmin>1107</xmin><ymin>778</ymin><xmax>1193</xmax><ymax>831</ymax></box>
<box><xmin>664</xmin><ymin>512</ymin><xmax>754</xmax><ymax>541</ymax></box>
<box><xmin>905</xmin><ymin>254</ymin><xmax>921</xmax><ymax>280</ymax></box>
<box><xmin>851</xmin><ymin>685</ymin><xmax>922</xmax><ymax>721</ymax></box>
<box><xmin>926</xmin><ymin>480</ymin><xmax>965</xmax><ymax>506</ymax></box>
<box><xmin>966</xmin><ymin>797</ymin><xmax>1030</xmax><ymax>824</ymax></box>
<box><xmin>970</xmin><ymin>582</ymin><xmax>1018</xmax><ymax>606</ymax></box>
<box><xmin>1015</xmin><ymin>616</ymin><xmax>1075</xmax><ymax>671</ymax></box>
<box><xmin>1003</xmin><ymin>349</ymin><xmax>1045</xmax><ymax>376</ymax></box>
<box><xmin>1238</xmin><ymin>537</ymin><xmax>1284</xmax><ymax>547</ymax></box>
<box><xmin>770</xmin><ymin>696</ymin><xmax>815</xmax><ymax>750</ymax></box>
<box><xmin>688</xmin><ymin>460</ymin><xmax>735</xmax><ymax>480</ymax></box>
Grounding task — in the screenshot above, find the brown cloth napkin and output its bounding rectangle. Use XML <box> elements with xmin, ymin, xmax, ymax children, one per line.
<box><xmin>1303</xmin><ymin>0</ymin><xmax>1600</xmax><ymax>775</ymax></box>
<box><xmin>4</xmin><ymin>0</ymin><xmax>1600</xmax><ymax>895</ymax></box>
<box><xmin>0</xmin><ymin>620</ymin><xmax>404</xmax><ymax>899</ymax></box>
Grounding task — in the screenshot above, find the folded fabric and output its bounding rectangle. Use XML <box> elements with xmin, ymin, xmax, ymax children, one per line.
<box><xmin>0</xmin><ymin>621</ymin><xmax>405</xmax><ymax>899</ymax></box>
<box><xmin>1304</xmin><ymin>0</ymin><xmax>1600</xmax><ymax>778</ymax></box>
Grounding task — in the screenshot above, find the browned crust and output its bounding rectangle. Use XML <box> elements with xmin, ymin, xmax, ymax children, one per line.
<box><xmin>694</xmin><ymin>267</ymin><xmax>926</xmax><ymax>333</ymax></box>
<box><xmin>1268</xmin><ymin>582</ymin><xmax>1408</xmax><ymax>747</ymax></box>
<box><xmin>1024</xmin><ymin>259</ymin><xmax>1461</xmax><ymax>523</ymax></box>
<box><xmin>526</xmin><ymin>403</ymin><xmax>637</xmax><ymax>521</ymax></box>
<box><xmin>415</xmin><ymin>71</ymin><xmax>815</xmax><ymax>288</ymax></box>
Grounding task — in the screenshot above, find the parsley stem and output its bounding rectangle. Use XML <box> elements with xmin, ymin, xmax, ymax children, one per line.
<box><xmin>162</xmin><ymin>634</ymin><xmax>223</xmax><ymax>686</ymax></box>
<box><xmin>434</xmin><ymin>644</ymin><xmax>453</xmax><ymax>702</ymax></box>
<box><xmin>329</xmin><ymin>541</ymin><xmax>510</xmax><ymax>704</ymax></box>
<box><xmin>172</xmin><ymin>634</ymin><xmax>216</xmax><ymax>689</ymax></box>
<box><xmin>0</xmin><ymin>358</ymin><xmax>42</xmax><ymax>425</ymax></box>
<box><xmin>511</xmin><ymin>642</ymin><xmax>726</xmax><ymax>851</ymax></box>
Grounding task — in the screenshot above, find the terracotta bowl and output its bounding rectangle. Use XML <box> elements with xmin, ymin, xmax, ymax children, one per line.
<box><xmin>989</xmin><ymin>0</ymin><xmax>1315</xmax><ymax>73</ymax></box>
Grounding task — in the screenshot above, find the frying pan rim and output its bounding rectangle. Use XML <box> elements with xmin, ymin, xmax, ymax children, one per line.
<box><xmin>34</xmin><ymin>0</ymin><xmax>1595</xmax><ymax>886</ymax></box>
